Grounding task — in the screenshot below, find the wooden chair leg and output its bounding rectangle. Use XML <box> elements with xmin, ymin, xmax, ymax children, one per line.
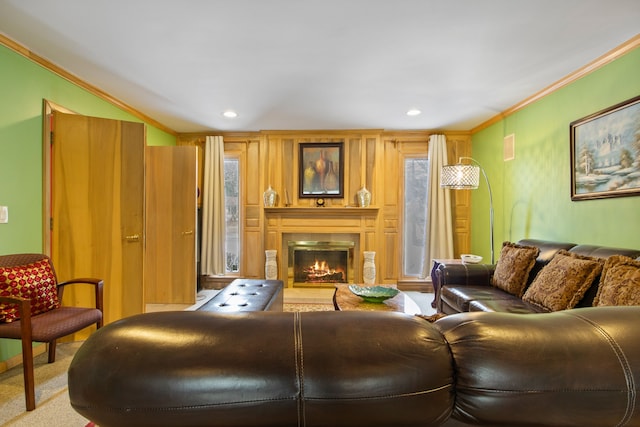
<box><xmin>20</xmin><ymin>337</ymin><xmax>36</xmax><ymax>411</ymax></box>
<box><xmin>48</xmin><ymin>340</ymin><xmax>57</xmax><ymax>363</ymax></box>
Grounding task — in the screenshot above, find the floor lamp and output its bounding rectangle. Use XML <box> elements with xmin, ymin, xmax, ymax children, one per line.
<box><xmin>440</xmin><ymin>157</ymin><xmax>495</xmax><ymax>264</ymax></box>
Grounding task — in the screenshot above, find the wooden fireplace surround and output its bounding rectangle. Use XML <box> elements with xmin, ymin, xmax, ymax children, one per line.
<box><xmin>264</xmin><ymin>207</ymin><xmax>379</xmax><ymax>287</ymax></box>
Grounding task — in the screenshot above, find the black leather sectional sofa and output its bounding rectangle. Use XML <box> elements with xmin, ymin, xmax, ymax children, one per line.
<box><xmin>435</xmin><ymin>239</ymin><xmax>640</xmax><ymax>314</ymax></box>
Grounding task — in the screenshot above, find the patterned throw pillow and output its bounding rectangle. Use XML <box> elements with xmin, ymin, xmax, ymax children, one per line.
<box><xmin>522</xmin><ymin>250</ymin><xmax>603</xmax><ymax>311</ymax></box>
<box><xmin>593</xmin><ymin>255</ymin><xmax>640</xmax><ymax>306</ymax></box>
<box><xmin>0</xmin><ymin>258</ymin><xmax>60</xmax><ymax>323</ymax></box>
<box><xmin>491</xmin><ymin>242</ymin><xmax>540</xmax><ymax>297</ymax></box>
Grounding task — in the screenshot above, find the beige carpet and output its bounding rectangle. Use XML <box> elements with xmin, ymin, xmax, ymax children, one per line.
<box><xmin>284</xmin><ymin>302</ymin><xmax>334</xmax><ymax>311</ymax></box>
<box><xmin>0</xmin><ymin>341</ymin><xmax>91</xmax><ymax>427</ymax></box>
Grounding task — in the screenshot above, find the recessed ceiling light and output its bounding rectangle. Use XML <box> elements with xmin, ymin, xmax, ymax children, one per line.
<box><xmin>406</xmin><ymin>109</ymin><xmax>421</xmax><ymax>116</ymax></box>
<box><xmin>222</xmin><ymin>110</ymin><xmax>238</xmax><ymax>118</ymax></box>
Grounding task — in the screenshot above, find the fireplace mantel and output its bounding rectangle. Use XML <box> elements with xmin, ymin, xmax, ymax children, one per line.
<box><xmin>264</xmin><ymin>206</ymin><xmax>380</xmax><ymax>286</ymax></box>
<box><xmin>264</xmin><ymin>207</ymin><xmax>379</xmax><ymax>216</ymax></box>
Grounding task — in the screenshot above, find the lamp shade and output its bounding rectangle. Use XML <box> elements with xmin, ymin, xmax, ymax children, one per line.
<box><xmin>440</xmin><ymin>164</ymin><xmax>480</xmax><ymax>189</ymax></box>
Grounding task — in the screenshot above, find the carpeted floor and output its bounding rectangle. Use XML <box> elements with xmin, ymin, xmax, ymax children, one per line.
<box><xmin>0</xmin><ymin>341</ymin><xmax>91</xmax><ymax>426</ymax></box>
<box><xmin>284</xmin><ymin>302</ymin><xmax>335</xmax><ymax>311</ymax></box>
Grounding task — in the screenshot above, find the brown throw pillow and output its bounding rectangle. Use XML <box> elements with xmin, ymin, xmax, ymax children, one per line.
<box><xmin>491</xmin><ymin>241</ymin><xmax>540</xmax><ymax>297</ymax></box>
<box><xmin>593</xmin><ymin>255</ymin><xmax>640</xmax><ymax>306</ymax></box>
<box><xmin>522</xmin><ymin>250</ymin><xmax>603</xmax><ymax>311</ymax></box>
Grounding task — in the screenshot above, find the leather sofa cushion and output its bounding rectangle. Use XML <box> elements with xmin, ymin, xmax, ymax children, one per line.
<box><xmin>491</xmin><ymin>241</ymin><xmax>539</xmax><ymax>297</ymax></box>
<box><xmin>569</xmin><ymin>244</ymin><xmax>640</xmax><ymax>260</ymax></box>
<box><xmin>594</xmin><ymin>255</ymin><xmax>640</xmax><ymax>306</ymax></box>
<box><xmin>440</xmin><ymin>285</ymin><xmax>518</xmax><ymax>312</ymax></box>
<box><xmin>523</xmin><ymin>250</ymin><xmax>603</xmax><ymax>311</ymax></box>
<box><xmin>435</xmin><ymin>307</ymin><xmax>640</xmax><ymax>426</ymax></box>
<box><xmin>468</xmin><ymin>298</ymin><xmax>548</xmax><ymax>313</ymax></box>
<box><xmin>69</xmin><ymin>311</ymin><xmax>455</xmax><ymax>427</ymax></box>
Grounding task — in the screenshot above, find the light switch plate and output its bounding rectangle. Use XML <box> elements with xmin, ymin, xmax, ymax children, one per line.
<box><xmin>0</xmin><ymin>206</ymin><xmax>8</xmax><ymax>223</ymax></box>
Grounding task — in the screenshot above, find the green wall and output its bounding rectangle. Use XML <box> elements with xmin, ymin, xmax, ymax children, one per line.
<box><xmin>0</xmin><ymin>44</ymin><xmax>176</xmax><ymax>362</ymax></box>
<box><xmin>471</xmin><ymin>47</ymin><xmax>640</xmax><ymax>261</ymax></box>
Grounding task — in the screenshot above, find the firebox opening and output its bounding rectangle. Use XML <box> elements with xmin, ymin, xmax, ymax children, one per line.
<box><xmin>288</xmin><ymin>240</ymin><xmax>355</xmax><ymax>287</ymax></box>
<box><xmin>294</xmin><ymin>250</ymin><xmax>348</xmax><ymax>283</ymax></box>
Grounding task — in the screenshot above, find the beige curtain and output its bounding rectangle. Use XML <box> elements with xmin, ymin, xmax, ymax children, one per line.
<box><xmin>423</xmin><ymin>134</ymin><xmax>454</xmax><ymax>277</ymax></box>
<box><xmin>201</xmin><ymin>135</ymin><xmax>226</xmax><ymax>275</ymax></box>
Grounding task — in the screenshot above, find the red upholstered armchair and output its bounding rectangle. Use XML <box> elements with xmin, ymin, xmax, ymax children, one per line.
<box><xmin>0</xmin><ymin>253</ymin><xmax>103</xmax><ymax>411</ymax></box>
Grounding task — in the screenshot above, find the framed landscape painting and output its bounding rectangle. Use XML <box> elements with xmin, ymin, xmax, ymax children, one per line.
<box><xmin>298</xmin><ymin>142</ymin><xmax>344</xmax><ymax>198</ymax></box>
<box><xmin>570</xmin><ymin>95</ymin><xmax>640</xmax><ymax>201</ymax></box>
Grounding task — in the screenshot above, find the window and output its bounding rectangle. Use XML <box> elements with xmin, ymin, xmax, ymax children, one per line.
<box><xmin>224</xmin><ymin>158</ymin><xmax>240</xmax><ymax>273</ymax></box>
<box><xmin>403</xmin><ymin>157</ymin><xmax>429</xmax><ymax>276</ymax></box>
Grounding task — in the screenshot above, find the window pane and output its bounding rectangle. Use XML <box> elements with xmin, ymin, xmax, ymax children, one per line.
<box><xmin>403</xmin><ymin>158</ymin><xmax>429</xmax><ymax>276</ymax></box>
<box><xmin>224</xmin><ymin>158</ymin><xmax>240</xmax><ymax>273</ymax></box>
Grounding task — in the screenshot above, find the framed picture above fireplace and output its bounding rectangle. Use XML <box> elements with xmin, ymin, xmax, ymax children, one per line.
<box><xmin>299</xmin><ymin>142</ymin><xmax>344</xmax><ymax>198</ymax></box>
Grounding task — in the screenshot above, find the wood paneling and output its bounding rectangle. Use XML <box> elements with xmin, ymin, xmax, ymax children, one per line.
<box><xmin>282</xmin><ymin>139</ymin><xmax>294</xmax><ymax>205</ymax></box>
<box><xmin>446</xmin><ymin>135</ymin><xmax>473</xmax><ymax>256</ymax></box>
<box><xmin>179</xmin><ymin>130</ymin><xmax>471</xmax><ymax>286</ymax></box>
<box><xmin>348</xmin><ymin>138</ymin><xmax>362</xmax><ymax>205</ymax></box>
<box><xmin>244</xmin><ymin>230</ymin><xmax>262</xmax><ymax>277</ymax></box>
<box><xmin>246</xmin><ymin>140</ymin><xmax>261</xmax><ymax>206</ymax></box>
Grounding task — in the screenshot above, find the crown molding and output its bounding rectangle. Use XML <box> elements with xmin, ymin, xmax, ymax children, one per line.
<box><xmin>1</xmin><ymin>34</ymin><xmax>177</xmax><ymax>136</ymax></box>
<box><xmin>472</xmin><ymin>34</ymin><xmax>640</xmax><ymax>134</ymax></box>
<box><xmin>4</xmin><ymin>31</ymin><xmax>637</xmax><ymax>138</ymax></box>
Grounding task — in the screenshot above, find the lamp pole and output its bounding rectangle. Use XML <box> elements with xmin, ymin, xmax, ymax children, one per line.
<box><xmin>457</xmin><ymin>157</ymin><xmax>494</xmax><ymax>264</ymax></box>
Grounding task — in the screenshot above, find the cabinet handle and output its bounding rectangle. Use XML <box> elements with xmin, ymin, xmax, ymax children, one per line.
<box><xmin>125</xmin><ymin>234</ymin><xmax>140</xmax><ymax>242</ymax></box>
<box><xmin>182</xmin><ymin>230</ymin><xmax>194</xmax><ymax>236</ymax></box>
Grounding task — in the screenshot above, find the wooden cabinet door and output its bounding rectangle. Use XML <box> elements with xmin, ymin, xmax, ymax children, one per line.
<box><xmin>144</xmin><ymin>146</ymin><xmax>197</xmax><ymax>304</ymax></box>
<box><xmin>52</xmin><ymin>111</ymin><xmax>145</xmax><ymax>325</ymax></box>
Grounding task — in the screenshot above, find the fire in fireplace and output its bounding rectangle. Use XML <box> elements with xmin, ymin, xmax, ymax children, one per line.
<box><xmin>295</xmin><ymin>250</ymin><xmax>347</xmax><ymax>283</ymax></box>
<box><xmin>288</xmin><ymin>241</ymin><xmax>355</xmax><ymax>286</ymax></box>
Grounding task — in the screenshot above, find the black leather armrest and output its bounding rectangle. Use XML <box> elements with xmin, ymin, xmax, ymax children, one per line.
<box><xmin>436</xmin><ymin>263</ymin><xmax>495</xmax><ymax>287</ymax></box>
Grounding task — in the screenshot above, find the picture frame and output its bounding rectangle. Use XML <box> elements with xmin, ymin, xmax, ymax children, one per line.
<box><xmin>570</xmin><ymin>95</ymin><xmax>640</xmax><ymax>201</ymax></box>
<box><xmin>299</xmin><ymin>142</ymin><xmax>344</xmax><ymax>198</ymax></box>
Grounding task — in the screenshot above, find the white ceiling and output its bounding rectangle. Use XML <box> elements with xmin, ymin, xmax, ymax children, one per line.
<box><xmin>1</xmin><ymin>1</ymin><xmax>638</xmax><ymax>133</ymax></box>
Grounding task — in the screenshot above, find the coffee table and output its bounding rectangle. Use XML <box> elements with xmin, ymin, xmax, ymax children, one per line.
<box><xmin>333</xmin><ymin>284</ymin><xmax>421</xmax><ymax>314</ymax></box>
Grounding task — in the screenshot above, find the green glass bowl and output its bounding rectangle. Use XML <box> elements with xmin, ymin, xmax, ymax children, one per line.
<box><xmin>348</xmin><ymin>285</ymin><xmax>399</xmax><ymax>303</ymax></box>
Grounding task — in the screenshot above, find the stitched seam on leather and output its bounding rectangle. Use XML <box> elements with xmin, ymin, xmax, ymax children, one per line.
<box><xmin>570</xmin><ymin>312</ymin><xmax>636</xmax><ymax>427</ymax></box>
<box><xmin>72</xmin><ymin>398</ymin><xmax>298</xmax><ymax>412</ymax></box>
<box><xmin>294</xmin><ymin>312</ymin><xmax>305</xmax><ymax>427</ymax></box>
<box><xmin>304</xmin><ymin>385</ymin><xmax>454</xmax><ymax>401</ymax></box>
<box><xmin>456</xmin><ymin>387</ymin><xmax>630</xmax><ymax>393</ymax></box>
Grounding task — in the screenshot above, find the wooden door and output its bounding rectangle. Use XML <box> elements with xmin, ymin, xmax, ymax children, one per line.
<box><xmin>51</xmin><ymin>111</ymin><xmax>145</xmax><ymax>326</ymax></box>
<box><xmin>144</xmin><ymin>146</ymin><xmax>197</xmax><ymax>304</ymax></box>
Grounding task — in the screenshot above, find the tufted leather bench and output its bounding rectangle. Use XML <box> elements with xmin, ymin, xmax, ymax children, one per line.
<box><xmin>197</xmin><ymin>278</ymin><xmax>284</xmax><ymax>312</ymax></box>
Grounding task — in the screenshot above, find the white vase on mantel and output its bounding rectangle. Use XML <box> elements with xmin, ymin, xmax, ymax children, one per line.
<box><xmin>363</xmin><ymin>251</ymin><xmax>376</xmax><ymax>285</ymax></box>
<box><xmin>265</xmin><ymin>250</ymin><xmax>278</xmax><ymax>280</ymax></box>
